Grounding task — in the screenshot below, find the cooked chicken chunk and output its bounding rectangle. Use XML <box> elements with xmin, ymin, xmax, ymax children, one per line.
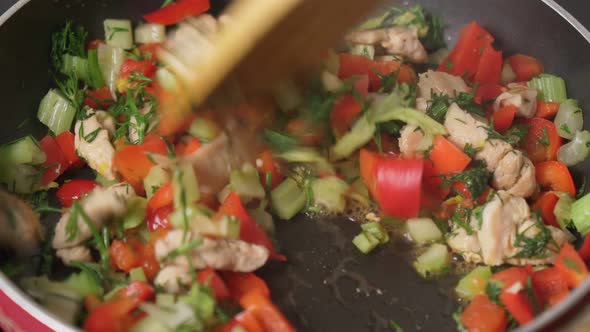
<box><xmin>444</xmin><ymin>103</ymin><xmax>489</xmax><ymax>149</ymax></box>
<box><xmin>0</xmin><ymin>190</ymin><xmax>43</xmax><ymax>255</ymax></box>
<box><xmin>447</xmin><ymin>191</ymin><xmax>568</xmax><ymax>266</ymax></box>
<box><xmin>475</xmin><ymin>139</ymin><xmax>513</xmax><ymax>171</ymax></box>
<box><xmin>492</xmin><ymin>150</ymin><xmax>525</xmax><ymax>190</ymax></box>
<box><xmin>399</xmin><ymin>125</ymin><xmax>432</xmax><ymax>157</ymax></box>
<box><xmin>75</xmin><ymin>111</ymin><xmax>117</xmax><ymax>180</ymax></box>
<box><xmin>56</xmin><ymin>246</ymin><xmax>92</xmax><ymax>266</ymax></box>
<box><xmin>154</xmin><ymin>265</ymin><xmax>193</xmax><ymax>294</ymax></box>
<box><xmin>417</xmin><ymin>70</ymin><xmax>469</xmax><ymax>102</ymax></box>
<box><xmin>155</xmin><ymin>230</ymin><xmax>269</xmax><ymax>272</ymax></box>
<box><xmin>347</xmin><ymin>26</ymin><xmax>427</xmax><ymax>63</ymax></box>
<box><xmin>53</xmin><ymin>183</ymin><xmax>135</xmax><ymax>249</ymax></box>
<box><xmin>183</xmin><ymin>134</ymin><xmax>233</xmax><ymax>195</ymax></box>
<box><xmin>494</xmin><ymin>83</ymin><xmax>538</xmax><ymax>118</ymax></box>
<box><xmin>505</xmin><ymin>159</ymin><xmax>536</xmax><ymax>198</ymax></box>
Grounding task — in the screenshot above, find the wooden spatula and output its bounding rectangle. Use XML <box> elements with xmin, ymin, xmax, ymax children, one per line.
<box><xmin>156</xmin><ymin>0</ymin><xmax>385</xmax><ymax>134</ymax></box>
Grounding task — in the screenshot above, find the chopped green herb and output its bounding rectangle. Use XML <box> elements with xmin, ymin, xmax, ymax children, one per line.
<box><xmin>426</xmin><ymin>92</ymin><xmax>451</xmax><ymax>123</ymax></box>
<box><xmin>165</xmin><ymin>238</ymin><xmax>204</xmax><ymax>260</ymax></box>
<box><xmin>452</xmin><ymin>306</ymin><xmax>468</xmax><ymax>332</ymax></box>
<box><xmin>513</xmin><ymin>219</ymin><xmax>552</xmax><ymax>259</ymax></box>
<box><xmin>562</xmin><ymin>257</ymin><xmax>583</xmax><ymax>274</ymax></box>
<box><xmin>445</xmin><ymin>60</ymin><xmax>453</xmax><ymax>71</ymax></box>
<box><xmin>50</xmin><ymin>21</ymin><xmax>87</xmax><ymax>71</ymax></box>
<box><xmin>441</xmin><ymin>163</ymin><xmax>491</xmax><ymax>199</ymax></box>
<box><xmin>450</xmin><ymin>206</ymin><xmax>474</xmax><ymax>235</ymax></box>
<box><xmin>537</xmin><ymin>127</ymin><xmax>550</xmax><ymax>146</ymax></box>
<box><xmin>389</xmin><ymin>320</ymin><xmax>404</xmax><ymax>332</ymax></box>
<box><xmin>55</xmin><ymin>72</ymin><xmax>84</xmax><ymax>112</ymax></box>
<box><xmin>463</xmin><ymin>143</ymin><xmax>477</xmax><ymax>158</ymax></box>
<box><xmin>486</xmin><ymin>123</ymin><xmax>530</xmax><ymax>147</ymax></box>
<box><xmin>454</xmin><ymin>89</ymin><xmax>487</xmax><ymax>118</ymax></box>
<box><xmin>560</xmin><ymin>123</ymin><xmax>572</xmax><ymax>135</ymax></box>
<box><xmin>263</xmin><ymin>129</ymin><xmax>299</xmax><ymax>152</ymax></box>
<box><xmin>485</xmin><ymin>281</ymin><xmax>502</xmax><ymax>304</ymax></box>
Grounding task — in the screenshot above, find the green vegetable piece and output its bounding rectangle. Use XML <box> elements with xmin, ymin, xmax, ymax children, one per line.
<box><xmin>156</xmin><ymin>293</ymin><xmax>176</xmax><ymax>308</ymax></box>
<box><xmin>406</xmin><ymin>218</ymin><xmax>443</xmax><ymax>244</ymax></box>
<box><xmin>271</xmin><ymin>178</ymin><xmax>306</xmax><ymax>220</ymax></box>
<box><xmin>65</xmin><ymin>270</ymin><xmax>104</xmax><ymax>298</ymax></box>
<box><xmin>361</xmin><ymin>221</ymin><xmax>390</xmax><ymax>244</ymax></box>
<box><xmin>129</xmin><ymin>267</ymin><xmax>147</xmax><ymax>283</ymax></box>
<box><xmin>156</xmin><ymin>67</ymin><xmax>178</xmax><ymax>92</ymax></box>
<box><xmin>143</xmin><ymin>165</ymin><xmax>170</xmax><ymax>199</ymax></box>
<box><xmin>311</xmin><ymin>176</ymin><xmax>349</xmax><ymax>213</ymax></box>
<box><xmin>554</xmin><ymin>193</ymin><xmax>575</xmax><ymax>231</ymax></box>
<box><xmin>413</xmin><ymin>243</ymin><xmax>450</xmax><ymax>277</ymax></box>
<box><xmin>130</xmin><ymin>315</ymin><xmax>172</xmax><ymax>332</ymax></box>
<box><xmin>373</xmin><ymin>107</ymin><xmax>447</xmax><ymax>136</ymax></box>
<box><xmin>353</xmin><ymin>231</ymin><xmax>380</xmax><ymax>254</ymax></box>
<box><xmin>331</xmin><ymin>115</ymin><xmax>376</xmax><ymax>160</ymax></box>
<box><xmin>121</xmin><ymin>197</ymin><xmax>147</xmax><ymax>230</ymax></box>
<box><xmin>173</xmin><ymin>163</ymin><xmax>200</xmax><ymax>211</ymax></box>
<box><xmin>528</xmin><ymin>74</ymin><xmax>567</xmax><ymax>103</ymax></box>
<box><xmin>188</xmin><ymin>117</ymin><xmax>221</xmax><ymax>143</ymax></box>
<box><xmin>37</xmin><ymin>89</ymin><xmax>77</xmax><ymax>135</ymax></box>
<box><xmin>104</xmin><ymin>19</ymin><xmax>133</xmax><ymax>50</ymax></box>
<box><xmin>61</xmin><ymin>54</ymin><xmax>89</xmax><ymax>81</ymax></box>
<box><xmin>278</xmin><ymin>148</ymin><xmax>334</xmax><ymax>172</ymax></box>
<box><xmin>572</xmin><ymin>193</ymin><xmax>590</xmax><ymax>236</ymax></box>
<box><xmin>349</xmin><ymin>44</ymin><xmax>375</xmax><ymax>60</ymax></box>
<box><xmin>179</xmin><ymin>283</ymin><xmax>216</xmax><ymax>320</ymax></box>
<box><xmin>87</xmin><ymin>49</ymin><xmax>106</xmax><ymax>88</ymax></box>
<box><xmin>0</xmin><ymin>136</ymin><xmax>46</xmax><ymax>165</ymax></box>
<box><xmin>230</xmin><ymin>163</ymin><xmax>266</xmax><ymax>202</ymax></box>
<box><xmin>0</xmin><ymin>164</ymin><xmax>42</xmax><ymax>194</ymax></box>
<box><xmin>455</xmin><ymin>266</ymin><xmax>492</xmax><ymax>300</ymax></box>
<box><xmin>554</xmin><ymin>99</ymin><xmax>583</xmax><ymax>140</ymax></box>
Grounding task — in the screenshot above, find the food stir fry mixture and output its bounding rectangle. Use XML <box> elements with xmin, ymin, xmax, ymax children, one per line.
<box><xmin>1</xmin><ymin>1</ymin><xmax>590</xmax><ymax>331</ymax></box>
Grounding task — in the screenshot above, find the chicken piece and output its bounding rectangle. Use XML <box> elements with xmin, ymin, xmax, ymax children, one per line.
<box><xmin>0</xmin><ymin>190</ymin><xmax>43</xmax><ymax>255</ymax></box>
<box><xmin>154</xmin><ymin>265</ymin><xmax>193</xmax><ymax>294</ymax></box>
<box><xmin>53</xmin><ymin>183</ymin><xmax>135</xmax><ymax>249</ymax></box>
<box><xmin>475</xmin><ymin>139</ymin><xmax>513</xmax><ymax>171</ymax></box>
<box><xmin>417</xmin><ymin>70</ymin><xmax>469</xmax><ymax>99</ymax></box>
<box><xmin>447</xmin><ymin>191</ymin><xmax>569</xmax><ymax>266</ymax></box>
<box><xmin>444</xmin><ymin>103</ymin><xmax>489</xmax><ymax>149</ymax></box>
<box><xmin>75</xmin><ymin>111</ymin><xmax>117</xmax><ymax>180</ymax></box>
<box><xmin>347</xmin><ymin>26</ymin><xmax>427</xmax><ymax>63</ymax></box>
<box><xmin>492</xmin><ymin>150</ymin><xmax>525</xmax><ymax>190</ymax></box>
<box><xmin>505</xmin><ymin>158</ymin><xmax>536</xmax><ymax>198</ymax></box>
<box><xmin>494</xmin><ymin>83</ymin><xmax>538</xmax><ymax>118</ymax></box>
<box><xmin>56</xmin><ymin>246</ymin><xmax>92</xmax><ymax>266</ymax></box>
<box><xmin>183</xmin><ymin>134</ymin><xmax>233</xmax><ymax>195</ymax></box>
<box><xmin>155</xmin><ymin>230</ymin><xmax>269</xmax><ymax>272</ymax></box>
<box><xmin>399</xmin><ymin>125</ymin><xmax>431</xmax><ymax>157</ymax></box>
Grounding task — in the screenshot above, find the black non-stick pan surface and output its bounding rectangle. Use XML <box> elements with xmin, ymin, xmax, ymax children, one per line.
<box><xmin>2</xmin><ymin>0</ymin><xmax>590</xmax><ymax>331</ymax></box>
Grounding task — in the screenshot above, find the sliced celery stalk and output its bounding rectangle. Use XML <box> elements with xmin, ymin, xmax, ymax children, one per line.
<box><xmin>0</xmin><ymin>163</ymin><xmax>42</xmax><ymax>194</ymax></box>
<box><xmin>271</xmin><ymin>178</ymin><xmax>306</xmax><ymax>220</ymax></box>
<box><xmin>61</xmin><ymin>54</ymin><xmax>88</xmax><ymax>81</ymax></box>
<box><xmin>156</xmin><ymin>293</ymin><xmax>176</xmax><ymax>308</ymax></box>
<box><xmin>311</xmin><ymin>176</ymin><xmax>349</xmax><ymax>213</ymax></box>
<box><xmin>37</xmin><ymin>89</ymin><xmax>77</xmax><ymax>135</ymax></box>
<box><xmin>372</xmin><ymin>107</ymin><xmax>447</xmax><ymax>136</ymax></box>
<box><xmin>278</xmin><ymin>147</ymin><xmax>334</xmax><ymax>172</ymax></box>
<box><xmin>179</xmin><ymin>283</ymin><xmax>216</xmax><ymax>320</ymax></box>
<box><xmin>455</xmin><ymin>266</ymin><xmax>492</xmax><ymax>300</ymax></box>
<box><xmin>230</xmin><ymin>163</ymin><xmax>266</xmax><ymax>202</ymax></box>
<box><xmin>173</xmin><ymin>162</ymin><xmax>200</xmax><ymax>210</ymax></box>
<box><xmin>554</xmin><ymin>193</ymin><xmax>574</xmax><ymax>231</ymax></box>
<box><xmin>330</xmin><ymin>115</ymin><xmax>376</xmax><ymax>160</ymax></box>
<box><xmin>572</xmin><ymin>193</ymin><xmax>590</xmax><ymax>236</ymax></box>
<box><xmin>97</xmin><ymin>43</ymin><xmax>126</xmax><ymax>93</ymax></box>
<box><xmin>129</xmin><ymin>267</ymin><xmax>147</xmax><ymax>282</ymax></box>
<box><xmin>135</xmin><ymin>23</ymin><xmax>166</xmax><ymax>44</ymax></box>
<box><xmin>554</xmin><ymin>99</ymin><xmax>583</xmax><ymax>140</ymax></box>
<box><xmin>406</xmin><ymin>218</ymin><xmax>443</xmax><ymax>244</ymax></box>
<box><xmin>413</xmin><ymin>243</ymin><xmax>450</xmax><ymax>277</ymax></box>
<box><xmin>349</xmin><ymin>44</ymin><xmax>375</xmax><ymax>59</ymax></box>
<box><xmin>188</xmin><ymin>117</ymin><xmax>220</xmax><ymax>143</ymax></box>
<box><xmin>143</xmin><ymin>165</ymin><xmax>170</xmax><ymax>199</ymax></box>
<box><xmin>528</xmin><ymin>74</ymin><xmax>567</xmax><ymax>103</ymax></box>
<box><xmin>353</xmin><ymin>231</ymin><xmax>380</xmax><ymax>254</ymax></box>
<box><xmin>64</xmin><ymin>270</ymin><xmax>104</xmax><ymax>298</ymax></box>
<box><xmin>361</xmin><ymin>221</ymin><xmax>389</xmax><ymax>244</ymax></box>
<box><xmin>121</xmin><ymin>197</ymin><xmax>147</xmax><ymax>230</ymax></box>
<box><xmin>0</xmin><ymin>136</ymin><xmax>45</xmax><ymax>165</ymax></box>
<box><xmin>87</xmin><ymin>49</ymin><xmax>106</xmax><ymax>89</ymax></box>
<box><xmin>104</xmin><ymin>19</ymin><xmax>133</xmax><ymax>50</ymax></box>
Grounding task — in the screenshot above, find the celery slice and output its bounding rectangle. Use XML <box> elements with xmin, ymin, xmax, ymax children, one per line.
<box><xmin>330</xmin><ymin>115</ymin><xmax>376</xmax><ymax>160</ymax></box>
<box><xmin>554</xmin><ymin>99</ymin><xmax>583</xmax><ymax>140</ymax></box>
<box><xmin>121</xmin><ymin>197</ymin><xmax>147</xmax><ymax>230</ymax></box>
<box><xmin>361</xmin><ymin>221</ymin><xmax>389</xmax><ymax>244</ymax></box>
<box><xmin>129</xmin><ymin>267</ymin><xmax>147</xmax><ymax>282</ymax></box>
<box><xmin>353</xmin><ymin>231</ymin><xmax>380</xmax><ymax>254</ymax></box>
<box><xmin>406</xmin><ymin>218</ymin><xmax>443</xmax><ymax>244</ymax></box>
<box><xmin>0</xmin><ymin>163</ymin><xmax>42</xmax><ymax>194</ymax></box>
<box><xmin>87</xmin><ymin>49</ymin><xmax>106</xmax><ymax>89</ymax></box>
<box><xmin>104</xmin><ymin>19</ymin><xmax>133</xmax><ymax>50</ymax></box>
<box><xmin>134</xmin><ymin>23</ymin><xmax>166</xmax><ymax>44</ymax></box>
<box><xmin>61</xmin><ymin>54</ymin><xmax>88</xmax><ymax>81</ymax></box>
<box><xmin>554</xmin><ymin>193</ymin><xmax>574</xmax><ymax>231</ymax></box>
<box><xmin>528</xmin><ymin>74</ymin><xmax>567</xmax><ymax>103</ymax></box>
<box><xmin>349</xmin><ymin>44</ymin><xmax>375</xmax><ymax>59</ymax></box>
<box><xmin>413</xmin><ymin>243</ymin><xmax>450</xmax><ymax>277</ymax></box>
<box><xmin>572</xmin><ymin>193</ymin><xmax>590</xmax><ymax>236</ymax></box>
<box><xmin>173</xmin><ymin>163</ymin><xmax>200</xmax><ymax>211</ymax></box>
<box><xmin>230</xmin><ymin>163</ymin><xmax>266</xmax><ymax>202</ymax></box>
<box><xmin>143</xmin><ymin>165</ymin><xmax>170</xmax><ymax>199</ymax></box>
<box><xmin>97</xmin><ymin>43</ymin><xmax>125</xmax><ymax>93</ymax></box>
<box><xmin>372</xmin><ymin>107</ymin><xmax>447</xmax><ymax>136</ymax></box>
<box><xmin>271</xmin><ymin>178</ymin><xmax>306</xmax><ymax>220</ymax></box>
<box><xmin>455</xmin><ymin>266</ymin><xmax>492</xmax><ymax>300</ymax></box>
<box><xmin>0</xmin><ymin>136</ymin><xmax>45</xmax><ymax>165</ymax></box>
<box><xmin>37</xmin><ymin>89</ymin><xmax>77</xmax><ymax>135</ymax></box>
<box><xmin>188</xmin><ymin>117</ymin><xmax>221</xmax><ymax>143</ymax></box>
<box><xmin>311</xmin><ymin>176</ymin><xmax>349</xmax><ymax>213</ymax></box>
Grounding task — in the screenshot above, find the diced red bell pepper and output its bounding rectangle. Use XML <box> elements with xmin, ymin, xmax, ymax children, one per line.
<box><xmin>373</xmin><ymin>156</ymin><xmax>423</xmax><ymax>219</ymax></box>
<box><xmin>354</xmin><ymin>74</ymin><xmax>370</xmax><ymax>96</ymax></box>
<box><xmin>360</xmin><ymin>149</ymin><xmax>381</xmax><ymax>198</ymax></box>
<box><xmin>197</xmin><ymin>268</ymin><xmax>230</xmax><ymax>301</ymax></box>
<box><xmin>554</xmin><ymin>243</ymin><xmax>589</xmax><ymax>288</ymax></box>
<box><xmin>256</xmin><ymin>150</ymin><xmax>283</xmax><ymax>190</ymax></box>
<box><xmin>507</xmin><ymin>54</ymin><xmax>544</xmax><ymax>82</ymax></box>
<box><xmin>217</xmin><ymin>192</ymin><xmax>284</xmax><ymax>261</ymax></box>
<box><xmin>116</xmin><ymin>281</ymin><xmax>155</xmax><ymax>306</ymax></box>
<box><xmin>56</xmin><ymin>179</ymin><xmax>98</xmax><ymax>207</ymax></box>
<box><xmin>174</xmin><ymin>136</ymin><xmax>201</xmax><ymax>156</ymax></box>
<box><xmin>84</xmin><ymin>86</ymin><xmax>114</xmax><ymax>110</ymax></box>
<box><xmin>239</xmin><ymin>291</ymin><xmax>296</xmax><ymax>332</ymax></box>
<box><xmin>286</xmin><ymin>117</ymin><xmax>325</xmax><ymax>146</ymax></box>
<box><xmin>499</xmin><ymin>287</ymin><xmax>535</xmax><ymax>325</ymax></box>
<box><xmin>460</xmin><ymin>295</ymin><xmax>507</xmax><ymax>332</ymax></box>
<box><xmin>521</xmin><ymin>117</ymin><xmax>561</xmax><ymax>164</ymax></box>
<box><xmin>535</xmin><ymin>161</ymin><xmax>576</xmax><ymax>197</ymax></box>
<box><xmin>338</xmin><ymin>53</ymin><xmax>416</xmax><ymax>91</ymax></box>
<box><xmin>113</xmin><ymin>135</ymin><xmax>168</xmax><ymax>194</ymax></box>
<box><xmin>55</xmin><ymin>131</ymin><xmax>84</xmax><ymax>169</ymax></box>
<box><xmin>216</xmin><ymin>310</ymin><xmax>264</xmax><ymax>332</ymax></box>
<box><xmin>84</xmin><ymin>297</ymin><xmax>135</xmax><ymax>332</ymax></box>
<box><xmin>137</xmin><ymin>43</ymin><xmax>161</xmax><ymax>60</ymax></box>
<box><xmin>438</xmin><ymin>21</ymin><xmax>495</xmax><ymax>79</ymax></box>
<box><xmin>578</xmin><ymin>234</ymin><xmax>590</xmax><ymax>261</ymax></box>
<box><xmin>222</xmin><ymin>272</ymin><xmax>271</xmax><ymax>299</ymax></box>
<box><xmin>532</xmin><ymin>267</ymin><xmax>569</xmax><ymax>307</ymax></box>
<box><xmin>39</xmin><ymin>135</ymin><xmax>70</xmax><ymax>185</ymax></box>
<box><xmin>474</xmin><ymin>45</ymin><xmax>503</xmax><ymax>84</ymax></box>
<box><xmin>531</xmin><ymin>192</ymin><xmax>560</xmax><ymax>228</ymax></box>
<box><xmin>425</xmin><ymin>135</ymin><xmax>472</xmax><ymax>198</ymax></box>
<box><xmin>144</xmin><ymin>0</ymin><xmax>211</xmax><ymax>25</ymax></box>
<box><xmin>146</xmin><ymin>204</ymin><xmax>174</xmax><ymax>232</ymax></box>
<box><xmin>491</xmin><ymin>104</ymin><xmax>517</xmax><ymax>133</ymax></box>
<box><xmin>491</xmin><ymin>266</ymin><xmax>531</xmax><ymax>290</ymax></box>
<box><xmin>331</xmin><ymin>95</ymin><xmax>363</xmax><ymax>135</ymax></box>
<box><xmin>536</xmin><ymin>101</ymin><xmax>560</xmax><ymax>119</ymax></box>
<box><xmin>119</xmin><ymin>59</ymin><xmax>157</xmax><ymax>79</ymax></box>
<box><xmin>109</xmin><ymin>240</ymin><xmax>141</xmax><ymax>273</ymax></box>
<box><xmin>474</xmin><ymin>83</ymin><xmax>504</xmax><ymax>105</ymax></box>
<box><xmin>147</xmin><ymin>182</ymin><xmax>173</xmax><ymax>211</ymax></box>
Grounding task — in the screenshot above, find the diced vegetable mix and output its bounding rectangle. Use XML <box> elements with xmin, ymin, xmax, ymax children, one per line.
<box><xmin>1</xmin><ymin>3</ymin><xmax>590</xmax><ymax>332</ymax></box>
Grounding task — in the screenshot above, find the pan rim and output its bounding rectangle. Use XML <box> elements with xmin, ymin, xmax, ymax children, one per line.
<box><xmin>0</xmin><ymin>0</ymin><xmax>589</xmax><ymax>331</ymax></box>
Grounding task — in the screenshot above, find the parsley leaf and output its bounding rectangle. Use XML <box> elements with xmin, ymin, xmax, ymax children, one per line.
<box><xmin>454</xmin><ymin>90</ymin><xmax>486</xmax><ymax>118</ymax></box>
<box><xmin>441</xmin><ymin>163</ymin><xmax>491</xmax><ymax>199</ymax></box>
<box><xmin>537</xmin><ymin>127</ymin><xmax>550</xmax><ymax>146</ymax></box>
<box><xmin>486</xmin><ymin>123</ymin><xmax>530</xmax><ymax>147</ymax></box>
<box><xmin>263</xmin><ymin>129</ymin><xmax>299</xmax><ymax>152</ymax></box>
<box><xmin>50</xmin><ymin>21</ymin><xmax>87</xmax><ymax>71</ymax></box>
<box><xmin>486</xmin><ymin>281</ymin><xmax>502</xmax><ymax>304</ymax></box>
<box><xmin>450</xmin><ymin>206</ymin><xmax>474</xmax><ymax>235</ymax></box>
<box><xmin>426</xmin><ymin>92</ymin><xmax>451</xmax><ymax>123</ymax></box>
<box><xmin>463</xmin><ymin>143</ymin><xmax>477</xmax><ymax>158</ymax></box>
<box><xmin>513</xmin><ymin>219</ymin><xmax>553</xmax><ymax>259</ymax></box>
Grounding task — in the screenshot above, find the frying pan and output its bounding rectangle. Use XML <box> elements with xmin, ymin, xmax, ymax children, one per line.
<box><xmin>1</xmin><ymin>0</ymin><xmax>590</xmax><ymax>331</ymax></box>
